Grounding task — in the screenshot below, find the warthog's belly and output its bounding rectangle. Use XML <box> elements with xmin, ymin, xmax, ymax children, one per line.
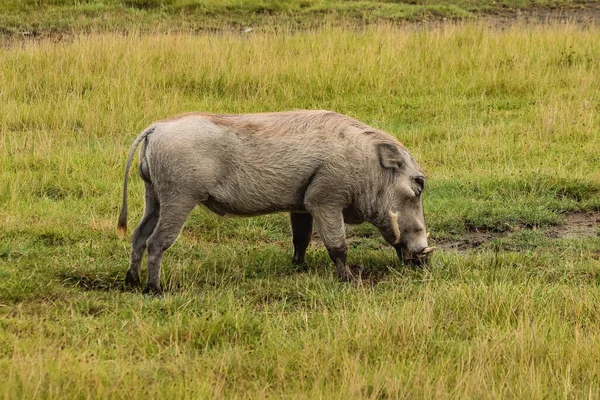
<box><xmin>343</xmin><ymin>207</ymin><xmax>365</xmax><ymax>225</ymax></box>
<box><xmin>202</xmin><ymin>195</ymin><xmax>306</xmax><ymax>217</ymax></box>
<box><xmin>202</xmin><ymin>196</ymin><xmax>234</xmax><ymax>216</ymax></box>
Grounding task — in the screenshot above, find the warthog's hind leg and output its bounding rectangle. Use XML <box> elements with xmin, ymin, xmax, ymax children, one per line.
<box><xmin>290</xmin><ymin>212</ymin><xmax>313</xmax><ymax>266</ymax></box>
<box><xmin>126</xmin><ymin>182</ymin><xmax>160</xmax><ymax>288</ymax></box>
<box><xmin>144</xmin><ymin>196</ymin><xmax>197</xmax><ymax>295</ymax></box>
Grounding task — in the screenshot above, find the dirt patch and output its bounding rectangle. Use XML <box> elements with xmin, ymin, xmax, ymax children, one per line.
<box><xmin>435</xmin><ymin>230</ymin><xmax>497</xmax><ymax>252</ymax></box>
<box><xmin>480</xmin><ymin>4</ymin><xmax>600</xmax><ymax>29</ymax></box>
<box><xmin>547</xmin><ymin>211</ymin><xmax>600</xmax><ymax>239</ymax></box>
<box><xmin>435</xmin><ymin>211</ymin><xmax>600</xmax><ymax>252</ymax></box>
<box><xmin>2</xmin><ymin>5</ymin><xmax>600</xmax><ymax>43</ymax></box>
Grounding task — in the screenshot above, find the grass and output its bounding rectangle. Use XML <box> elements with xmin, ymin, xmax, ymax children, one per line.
<box><xmin>0</xmin><ymin>0</ymin><xmax>596</xmax><ymax>36</ymax></box>
<box><xmin>1</xmin><ymin>22</ymin><xmax>600</xmax><ymax>397</ymax></box>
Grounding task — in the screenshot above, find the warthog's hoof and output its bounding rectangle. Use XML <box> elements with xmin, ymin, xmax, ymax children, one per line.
<box><xmin>349</xmin><ymin>264</ymin><xmax>364</xmax><ymax>277</ymax></box>
<box><xmin>292</xmin><ymin>256</ymin><xmax>305</xmax><ymax>266</ymax></box>
<box><xmin>291</xmin><ymin>256</ymin><xmax>308</xmax><ymax>271</ymax></box>
<box><xmin>337</xmin><ymin>265</ymin><xmax>365</xmax><ymax>282</ymax></box>
<box><xmin>125</xmin><ymin>269</ymin><xmax>140</xmax><ymax>287</ymax></box>
<box><xmin>143</xmin><ymin>284</ymin><xmax>163</xmax><ymax>296</ymax></box>
<box><xmin>337</xmin><ymin>269</ymin><xmax>355</xmax><ymax>282</ymax></box>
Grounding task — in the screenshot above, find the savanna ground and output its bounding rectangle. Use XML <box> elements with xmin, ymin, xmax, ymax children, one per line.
<box><xmin>1</xmin><ymin>1</ymin><xmax>600</xmax><ymax>398</ymax></box>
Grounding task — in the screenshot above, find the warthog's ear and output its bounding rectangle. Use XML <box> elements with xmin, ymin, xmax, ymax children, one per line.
<box><xmin>377</xmin><ymin>143</ymin><xmax>403</xmax><ymax>171</ymax></box>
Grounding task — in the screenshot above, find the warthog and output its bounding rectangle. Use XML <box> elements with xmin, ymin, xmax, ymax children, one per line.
<box><xmin>117</xmin><ymin>110</ymin><xmax>434</xmax><ymax>294</ymax></box>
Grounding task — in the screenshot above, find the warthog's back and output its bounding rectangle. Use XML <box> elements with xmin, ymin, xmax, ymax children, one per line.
<box><xmin>145</xmin><ymin>111</ymin><xmax>387</xmax><ymax>216</ymax></box>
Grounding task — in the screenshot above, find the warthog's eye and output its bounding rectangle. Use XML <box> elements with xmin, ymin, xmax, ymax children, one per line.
<box><xmin>413</xmin><ymin>176</ymin><xmax>425</xmax><ymax>196</ymax></box>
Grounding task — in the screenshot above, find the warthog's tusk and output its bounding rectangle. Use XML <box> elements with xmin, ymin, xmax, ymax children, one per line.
<box><xmin>388</xmin><ymin>210</ymin><xmax>400</xmax><ymax>244</ymax></box>
<box><xmin>418</xmin><ymin>246</ymin><xmax>436</xmax><ymax>256</ymax></box>
<box><xmin>427</xmin><ymin>232</ymin><xmax>430</xmax><ymax>239</ymax></box>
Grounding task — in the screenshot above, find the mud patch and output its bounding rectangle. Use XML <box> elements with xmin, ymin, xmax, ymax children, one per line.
<box><xmin>435</xmin><ymin>231</ymin><xmax>498</xmax><ymax>252</ymax></box>
<box><xmin>481</xmin><ymin>4</ymin><xmax>600</xmax><ymax>29</ymax></box>
<box><xmin>435</xmin><ymin>211</ymin><xmax>600</xmax><ymax>253</ymax></box>
<box><xmin>547</xmin><ymin>212</ymin><xmax>600</xmax><ymax>239</ymax></box>
<box><xmin>3</xmin><ymin>5</ymin><xmax>600</xmax><ymax>44</ymax></box>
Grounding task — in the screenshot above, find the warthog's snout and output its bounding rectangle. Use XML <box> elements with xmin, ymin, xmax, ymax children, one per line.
<box><xmin>395</xmin><ymin>244</ymin><xmax>436</xmax><ymax>266</ymax></box>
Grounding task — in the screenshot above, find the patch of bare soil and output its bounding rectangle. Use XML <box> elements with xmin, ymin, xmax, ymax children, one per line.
<box><xmin>435</xmin><ymin>211</ymin><xmax>600</xmax><ymax>253</ymax></box>
<box><xmin>3</xmin><ymin>5</ymin><xmax>600</xmax><ymax>44</ymax></box>
<box><xmin>481</xmin><ymin>4</ymin><xmax>600</xmax><ymax>29</ymax></box>
<box><xmin>546</xmin><ymin>211</ymin><xmax>600</xmax><ymax>239</ymax></box>
<box><xmin>435</xmin><ymin>231</ymin><xmax>497</xmax><ymax>252</ymax></box>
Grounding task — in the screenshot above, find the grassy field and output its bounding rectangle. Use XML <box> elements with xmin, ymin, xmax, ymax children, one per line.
<box><xmin>1</xmin><ymin>20</ymin><xmax>600</xmax><ymax>398</ymax></box>
<box><xmin>1</xmin><ymin>0</ymin><xmax>598</xmax><ymax>36</ymax></box>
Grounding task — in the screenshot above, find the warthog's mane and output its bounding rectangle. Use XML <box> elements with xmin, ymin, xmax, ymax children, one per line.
<box><xmin>160</xmin><ymin>110</ymin><xmax>402</xmax><ymax>145</ymax></box>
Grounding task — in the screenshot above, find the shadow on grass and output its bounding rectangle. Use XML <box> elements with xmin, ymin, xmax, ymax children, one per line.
<box><xmin>57</xmin><ymin>270</ymin><xmax>133</xmax><ymax>293</ymax></box>
<box><xmin>349</xmin><ymin>263</ymin><xmax>425</xmax><ymax>286</ymax></box>
<box><xmin>54</xmin><ymin>245</ymin><xmax>425</xmax><ymax>296</ymax></box>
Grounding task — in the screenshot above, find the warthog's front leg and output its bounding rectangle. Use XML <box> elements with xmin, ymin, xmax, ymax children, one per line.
<box><xmin>290</xmin><ymin>212</ymin><xmax>313</xmax><ymax>266</ymax></box>
<box><xmin>307</xmin><ymin>207</ymin><xmax>353</xmax><ymax>281</ymax></box>
<box><xmin>326</xmin><ymin>243</ymin><xmax>350</xmax><ymax>282</ymax></box>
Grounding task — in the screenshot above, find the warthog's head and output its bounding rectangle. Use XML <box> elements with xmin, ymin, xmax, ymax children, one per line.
<box><xmin>376</xmin><ymin>143</ymin><xmax>435</xmax><ymax>265</ymax></box>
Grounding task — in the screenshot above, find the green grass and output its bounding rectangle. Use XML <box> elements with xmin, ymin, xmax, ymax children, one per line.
<box><xmin>1</xmin><ymin>23</ymin><xmax>600</xmax><ymax>397</ymax></box>
<box><xmin>0</xmin><ymin>0</ymin><xmax>595</xmax><ymax>36</ymax></box>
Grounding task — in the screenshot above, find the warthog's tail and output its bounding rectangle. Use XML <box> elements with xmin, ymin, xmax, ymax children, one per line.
<box><xmin>117</xmin><ymin>126</ymin><xmax>155</xmax><ymax>239</ymax></box>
